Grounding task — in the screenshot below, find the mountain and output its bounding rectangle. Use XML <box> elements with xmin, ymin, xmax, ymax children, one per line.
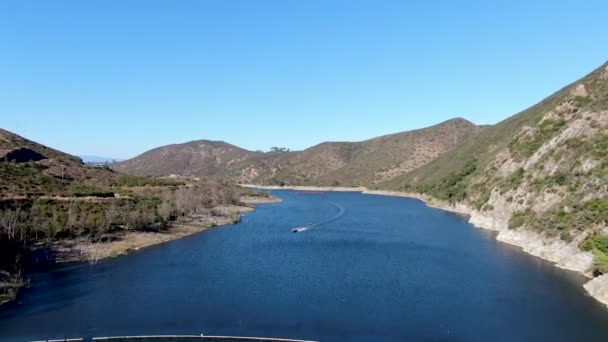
<box><xmin>386</xmin><ymin>61</ymin><xmax>608</xmax><ymax>207</ymax></box>
<box><xmin>310</xmin><ymin>118</ymin><xmax>479</xmax><ymax>186</ymax></box>
<box><xmin>385</xmin><ymin>61</ymin><xmax>608</xmax><ymax>280</ymax></box>
<box><xmin>0</xmin><ymin>128</ymin><xmax>82</xmax><ymax>165</ymax></box>
<box><xmin>113</xmin><ymin>118</ymin><xmax>480</xmax><ymax>186</ymax></box>
<box><xmin>112</xmin><ymin>140</ymin><xmax>260</xmax><ymax>177</ymax></box>
<box><xmin>0</xmin><ymin>128</ymin><xmax>128</xmax><ymax>196</ymax></box>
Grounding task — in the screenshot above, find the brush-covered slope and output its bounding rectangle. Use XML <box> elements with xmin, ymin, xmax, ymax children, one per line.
<box><xmin>318</xmin><ymin>118</ymin><xmax>479</xmax><ymax>186</ymax></box>
<box><xmin>0</xmin><ymin>129</ymin><xmax>134</xmax><ymax>197</ymax></box>
<box><xmin>115</xmin><ymin>118</ymin><xmax>479</xmax><ymax>186</ymax></box>
<box><xmin>112</xmin><ymin>140</ymin><xmax>260</xmax><ymax>177</ymax></box>
<box><xmin>388</xmin><ymin>61</ymin><xmax>608</xmax><ymax>275</ymax></box>
<box><xmin>0</xmin><ymin>129</ymin><xmax>125</xmax><ymax>197</ymax></box>
<box><xmin>251</xmin><ymin>118</ymin><xmax>479</xmax><ymax>186</ymax></box>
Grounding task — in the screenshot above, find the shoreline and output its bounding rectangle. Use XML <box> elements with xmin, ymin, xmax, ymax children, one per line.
<box><xmin>1</xmin><ymin>195</ymin><xmax>283</xmax><ymax>306</ymax></box>
<box><xmin>241</xmin><ymin>184</ymin><xmax>368</xmax><ymax>192</ymax></box>
<box><xmin>242</xmin><ymin>184</ymin><xmax>608</xmax><ymax>307</ymax></box>
<box><xmin>240</xmin><ymin>184</ymin><xmax>472</xmax><ymax>216</ymax></box>
<box><xmin>50</xmin><ymin>194</ymin><xmax>282</xmax><ymax>263</ymax></box>
<box><xmin>47</xmin><ymin>205</ymin><xmax>255</xmax><ymax>264</ymax></box>
<box><xmin>240</xmin><ymin>195</ymin><xmax>283</xmax><ymax>204</ymax></box>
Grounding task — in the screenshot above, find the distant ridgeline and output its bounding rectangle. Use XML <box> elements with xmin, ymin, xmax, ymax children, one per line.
<box><xmin>112</xmin><ymin>118</ymin><xmax>481</xmax><ymax>186</ymax></box>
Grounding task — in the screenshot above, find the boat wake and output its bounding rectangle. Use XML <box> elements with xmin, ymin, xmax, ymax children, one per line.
<box><xmin>292</xmin><ymin>201</ymin><xmax>345</xmax><ymax>233</ymax></box>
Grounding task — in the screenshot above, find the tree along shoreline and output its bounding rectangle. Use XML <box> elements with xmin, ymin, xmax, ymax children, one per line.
<box><xmin>0</xmin><ymin>179</ymin><xmax>278</xmax><ymax>306</ymax></box>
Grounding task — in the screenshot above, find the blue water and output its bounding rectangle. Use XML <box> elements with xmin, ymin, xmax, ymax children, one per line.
<box><xmin>1</xmin><ymin>190</ymin><xmax>608</xmax><ymax>341</ymax></box>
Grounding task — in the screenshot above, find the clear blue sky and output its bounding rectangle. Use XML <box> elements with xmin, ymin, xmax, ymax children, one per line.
<box><xmin>1</xmin><ymin>0</ymin><xmax>607</xmax><ymax>159</ymax></box>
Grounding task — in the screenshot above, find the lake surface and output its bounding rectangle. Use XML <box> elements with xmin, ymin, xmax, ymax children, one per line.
<box><xmin>2</xmin><ymin>190</ymin><xmax>608</xmax><ymax>341</ymax></box>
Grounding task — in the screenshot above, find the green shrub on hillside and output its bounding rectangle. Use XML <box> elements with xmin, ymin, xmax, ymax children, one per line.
<box><xmin>500</xmin><ymin>168</ymin><xmax>525</xmax><ymax>194</ymax></box>
<box><xmin>539</xmin><ymin>118</ymin><xmax>567</xmax><ymax>133</ymax></box>
<box><xmin>473</xmin><ymin>189</ymin><xmax>492</xmax><ymax>210</ymax></box>
<box><xmin>560</xmin><ymin>231</ymin><xmax>573</xmax><ymax>243</ymax></box>
<box><xmin>565</xmin><ymin>134</ymin><xmax>608</xmax><ymax>161</ymax></box>
<box><xmin>509</xmin><ymin>119</ymin><xmax>566</xmax><ymax>159</ymax></box>
<box><xmin>581</xmin><ymin>233</ymin><xmax>608</xmax><ymax>253</ymax></box>
<box><xmin>530</xmin><ymin>171</ymin><xmax>571</xmax><ymax>192</ymax></box>
<box><xmin>574</xmin><ymin>96</ymin><xmax>593</xmax><ymax>107</ymax></box>
<box><xmin>592</xmin><ymin>249</ymin><xmax>608</xmax><ymax>274</ymax></box>
<box><xmin>523</xmin><ymin>198</ymin><xmax>606</xmax><ymax>236</ymax></box>
<box><xmin>581</xmin><ymin>199</ymin><xmax>608</xmax><ymax>225</ymax></box>
<box><xmin>410</xmin><ymin>159</ymin><xmax>478</xmax><ymax>203</ymax></box>
<box><xmin>509</xmin><ymin>198</ymin><xmax>608</xmax><ymax>251</ymax></box>
<box><xmin>68</xmin><ymin>184</ymin><xmax>115</xmax><ymax>197</ymax></box>
<box><xmin>111</xmin><ymin>175</ymin><xmax>184</xmax><ymax>187</ymax></box>
<box><xmin>0</xmin><ymin>163</ymin><xmax>70</xmax><ymax>196</ymax></box>
<box><xmin>582</xmin><ymin>234</ymin><xmax>608</xmax><ymax>275</ymax></box>
<box><xmin>508</xmin><ymin>209</ymin><xmax>534</xmax><ymax>229</ymax></box>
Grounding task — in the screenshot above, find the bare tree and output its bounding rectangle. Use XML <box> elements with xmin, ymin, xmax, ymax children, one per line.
<box><xmin>158</xmin><ymin>200</ymin><xmax>172</xmax><ymax>221</ymax></box>
<box><xmin>0</xmin><ymin>208</ymin><xmax>20</xmax><ymax>240</ymax></box>
<box><xmin>67</xmin><ymin>201</ymin><xmax>78</xmax><ymax>230</ymax></box>
<box><xmin>83</xmin><ymin>243</ymin><xmax>103</xmax><ymax>265</ymax></box>
<box><xmin>105</xmin><ymin>201</ymin><xmax>118</xmax><ymax>232</ymax></box>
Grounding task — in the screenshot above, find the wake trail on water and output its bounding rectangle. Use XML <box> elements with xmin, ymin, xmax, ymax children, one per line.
<box><xmin>292</xmin><ymin>201</ymin><xmax>345</xmax><ymax>233</ymax></box>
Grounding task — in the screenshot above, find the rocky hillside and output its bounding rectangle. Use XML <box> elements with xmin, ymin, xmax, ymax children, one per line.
<box><xmin>387</xmin><ymin>61</ymin><xmax>608</xmax><ymax>288</ymax></box>
<box><xmin>114</xmin><ymin>118</ymin><xmax>479</xmax><ymax>186</ymax></box>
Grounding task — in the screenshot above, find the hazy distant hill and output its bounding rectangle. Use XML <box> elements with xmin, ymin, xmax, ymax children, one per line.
<box><xmin>80</xmin><ymin>155</ymin><xmax>124</xmax><ymax>164</ymax></box>
<box><xmin>113</xmin><ymin>118</ymin><xmax>480</xmax><ymax>186</ymax></box>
